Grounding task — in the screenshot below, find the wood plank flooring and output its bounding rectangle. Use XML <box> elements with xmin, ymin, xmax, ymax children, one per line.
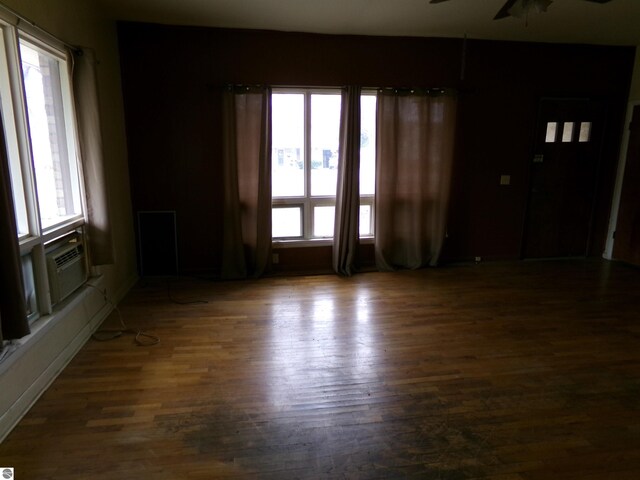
<box><xmin>1</xmin><ymin>259</ymin><xmax>640</xmax><ymax>479</ymax></box>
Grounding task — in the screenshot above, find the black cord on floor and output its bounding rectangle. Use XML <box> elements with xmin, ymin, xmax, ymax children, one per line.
<box><xmin>166</xmin><ymin>276</ymin><xmax>209</xmax><ymax>305</ymax></box>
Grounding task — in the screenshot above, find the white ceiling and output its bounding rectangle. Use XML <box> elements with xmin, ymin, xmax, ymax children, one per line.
<box><xmin>96</xmin><ymin>0</ymin><xmax>640</xmax><ymax>46</ymax></box>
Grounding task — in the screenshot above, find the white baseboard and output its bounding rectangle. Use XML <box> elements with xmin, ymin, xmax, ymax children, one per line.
<box><xmin>0</xmin><ymin>274</ymin><xmax>137</xmax><ymax>443</ymax></box>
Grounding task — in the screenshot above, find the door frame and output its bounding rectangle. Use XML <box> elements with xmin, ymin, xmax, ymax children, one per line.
<box><xmin>603</xmin><ymin>100</ymin><xmax>640</xmax><ymax>259</ymax></box>
<box><xmin>521</xmin><ymin>96</ymin><xmax>608</xmax><ymax>259</ymax></box>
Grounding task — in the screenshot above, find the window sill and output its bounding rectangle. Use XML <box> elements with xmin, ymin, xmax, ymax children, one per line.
<box><xmin>272</xmin><ymin>236</ymin><xmax>374</xmax><ymax>249</ymax></box>
<box><xmin>18</xmin><ymin>217</ymin><xmax>85</xmax><ymax>254</ymax></box>
<box><xmin>0</xmin><ymin>275</ymin><xmax>106</xmax><ymax>371</ymax></box>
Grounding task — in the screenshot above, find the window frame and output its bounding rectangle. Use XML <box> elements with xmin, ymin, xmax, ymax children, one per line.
<box><xmin>271</xmin><ymin>88</ymin><xmax>339</xmax><ymax>243</ymax></box>
<box><xmin>358</xmin><ymin>90</ymin><xmax>377</xmax><ymax>238</ymax></box>
<box><xmin>0</xmin><ymin>16</ymin><xmax>87</xmax><ymax>323</ymax></box>
<box><xmin>19</xmin><ymin>34</ymin><xmax>85</xmax><ymax>235</ymax></box>
<box><xmin>271</xmin><ymin>87</ymin><xmax>376</xmax><ymax>246</ymax></box>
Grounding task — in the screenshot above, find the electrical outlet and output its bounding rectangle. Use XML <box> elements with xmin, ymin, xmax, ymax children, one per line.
<box><xmin>475</xmin><ymin>256</ymin><xmax>482</xmax><ymax>263</ymax></box>
<box><xmin>272</xmin><ymin>253</ymin><xmax>279</xmax><ymax>264</ymax></box>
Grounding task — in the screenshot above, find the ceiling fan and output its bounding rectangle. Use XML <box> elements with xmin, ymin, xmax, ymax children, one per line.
<box><xmin>429</xmin><ymin>0</ymin><xmax>614</xmax><ymax>21</ymax></box>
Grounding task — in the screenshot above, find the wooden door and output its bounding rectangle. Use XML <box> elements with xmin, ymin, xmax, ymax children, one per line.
<box><xmin>613</xmin><ymin>105</ymin><xmax>640</xmax><ymax>266</ymax></box>
<box><xmin>523</xmin><ymin>99</ymin><xmax>607</xmax><ymax>258</ymax></box>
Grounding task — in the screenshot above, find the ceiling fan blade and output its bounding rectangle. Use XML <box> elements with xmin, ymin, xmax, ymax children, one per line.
<box><xmin>432</xmin><ymin>0</ymin><xmax>612</xmax><ymax>20</ymax></box>
<box><xmin>494</xmin><ymin>0</ymin><xmax>520</xmax><ymax>20</ymax></box>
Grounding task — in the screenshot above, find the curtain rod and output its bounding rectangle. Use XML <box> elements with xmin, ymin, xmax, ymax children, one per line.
<box><xmin>0</xmin><ymin>1</ymin><xmax>79</xmax><ymax>53</ymax></box>
<box><xmin>377</xmin><ymin>87</ymin><xmax>456</xmax><ymax>96</ymax></box>
<box><xmin>223</xmin><ymin>84</ymin><xmax>454</xmax><ymax>94</ymax></box>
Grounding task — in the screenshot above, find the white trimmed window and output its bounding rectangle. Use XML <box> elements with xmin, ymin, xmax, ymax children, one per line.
<box><xmin>0</xmin><ymin>19</ymin><xmax>85</xmax><ymax>322</ymax></box>
<box><xmin>271</xmin><ymin>88</ymin><xmax>376</xmax><ymax>242</ymax></box>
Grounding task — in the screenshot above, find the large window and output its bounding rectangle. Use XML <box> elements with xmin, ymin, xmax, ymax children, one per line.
<box><xmin>1</xmin><ymin>21</ymin><xmax>85</xmax><ymax>322</ymax></box>
<box><xmin>20</xmin><ymin>41</ymin><xmax>82</xmax><ymax>230</ymax></box>
<box><xmin>271</xmin><ymin>89</ymin><xmax>376</xmax><ymax>241</ymax></box>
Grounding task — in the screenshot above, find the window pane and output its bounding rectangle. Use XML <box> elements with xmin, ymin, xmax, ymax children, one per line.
<box><xmin>360</xmin><ymin>94</ymin><xmax>376</xmax><ymax>196</ymax></box>
<box><xmin>310</xmin><ymin>94</ymin><xmax>341</xmax><ymax>196</ymax></box>
<box><xmin>21</xmin><ymin>42</ymin><xmax>81</xmax><ymax>229</ymax></box>
<box><xmin>313</xmin><ymin>205</ymin><xmax>335</xmax><ymax>238</ymax></box>
<box><xmin>0</xmin><ymin>35</ymin><xmax>28</xmax><ymax>236</ymax></box>
<box><xmin>272</xmin><ymin>207</ymin><xmax>302</xmax><ymax>238</ymax></box>
<box><xmin>22</xmin><ymin>254</ymin><xmax>38</xmax><ymax>319</ymax></box>
<box><xmin>272</xmin><ymin>94</ymin><xmax>304</xmax><ymax>197</ymax></box>
<box><xmin>359</xmin><ymin>204</ymin><xmax>372</xmax><ymax>236</ymax></box>
<box><xmin>579</xmin><ymin>122</ymin><xmax>592</xmax><ymax>142</ymax></box>
<box><xmin>562</xmin><ymin>122</ymin><xmax>574</xmax><ymax>143</ymax></box>
<box><xmin>545</xmin><ymin>122</ymin><xmax>557</xmax><ymax>143</ymax></box>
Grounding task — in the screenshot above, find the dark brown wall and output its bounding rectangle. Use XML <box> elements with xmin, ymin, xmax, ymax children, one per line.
<box><xmin>614</xmin><ymin>105</ymin><xmax>640</xmax><ymax>266</ymax></box>
<box><xmin>117</xmin><ymin>22</ymin><xmax>635</xmax><ymax>275</ymax></box>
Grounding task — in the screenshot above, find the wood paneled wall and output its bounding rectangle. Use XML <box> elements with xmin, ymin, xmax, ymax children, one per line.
<box><xmin>614</xmin><ymin>105</ymin><xmax>640</xmax><ymax>266</ymax></box>
<box><xmin>117</xmin><ymin>23</ymin><xmax>635</xmax><ymax>274</ymax></box>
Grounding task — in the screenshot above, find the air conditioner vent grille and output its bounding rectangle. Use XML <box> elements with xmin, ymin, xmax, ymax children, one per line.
<box><xmin>54</xmin><ymin>246</ymin><xmax>82</xmax><ymax>269</ymax></box>
<box><xmin>46</xmin><ymin>241</ymin><xmax>87</xmax><ymax>304</ymax></box>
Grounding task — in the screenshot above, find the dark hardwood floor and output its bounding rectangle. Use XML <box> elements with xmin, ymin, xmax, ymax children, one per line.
<box><xmin>1</xmin><ymin>259</ymin><xmax>639</xmax><ymax>479</ymax></box>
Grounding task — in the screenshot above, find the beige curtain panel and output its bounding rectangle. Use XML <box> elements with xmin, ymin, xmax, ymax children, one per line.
<box><xmin>71</xmin><ymin>48</ymin><xmax>115</xmax><ymax>266</ymax></box>
<box><xmin>221</xmin><ymin>87</ymin><xmax>272</xmax><ymax>279</ymax></box>
<box><xmin>333</xmin><ymin>86</ymin><xmax>362</xmax><ymax>276</ymax></box>
<box><xmin>375</xmin><ymin>89</ymin><xmax>457</xmax><ymax>270</ymax></box>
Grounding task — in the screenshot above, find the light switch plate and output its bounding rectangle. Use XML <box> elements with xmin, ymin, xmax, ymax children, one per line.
<box><xmin>500</xmin><ymin>175</ymin><xmax>511</xmax><ymax>186</ymax></box>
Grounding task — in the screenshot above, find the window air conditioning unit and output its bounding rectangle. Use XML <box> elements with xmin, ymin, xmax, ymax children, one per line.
<box><xmin>46</xmin><ymin>241</ymin><xmax>87</xmax><ymax>304</ymax></box>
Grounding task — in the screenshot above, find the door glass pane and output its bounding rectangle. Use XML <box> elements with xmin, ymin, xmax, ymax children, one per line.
<box><xmin>579</xmin><ymin>122</ymin><xmax>592</xmax><ymax>142</ymax></box>
<box><xmin>562</xmin><ymin>122</ymin><xmax>574</xmax><ymax>143</ymax></box>
<box><xmin>272</xmin><ymin>94</ymin><xmax>304</xmax><ymax>197</ymax></box>
<box><xmin>21</xmin><ymin>42</ymin><xmax>82</xmax><ymax>230</ymax></box>
<box><xmin>272</xmin><ymin>207</ymin><xmax>302</xmax><ymax>238</ymax></box>
<box><xmin>545</xmin><ymin>122</ymin><xmax>557</xmax><ymax>143</ymax></box>
<box><xmin>360</xmin><ymin>94</ymin><xmax>377</xmax><ymax>196</ymax></box>
<box><xmin>313</xmin><ymin>205</ymin><xmax>335</xmax><ymax>238</ymax></box>
<box><xmin>310</xmin><ymin>94</ymin><xmax>341</xmax><ymax>196</ymax></box>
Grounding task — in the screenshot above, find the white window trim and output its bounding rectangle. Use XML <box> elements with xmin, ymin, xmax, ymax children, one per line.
<box><xmin>274</xmin><ymin>236</ymin><xmax>374</xmax><ymax>249</ymax></box>
<box><xmin>272</xmin><ymin>88</ymin><xmax>340</xmax><ymax>242</ymax></box>
<box><xmin>272</xmin><ymin>87</ymin><xmax>376</xmax><ymax>246</ymax></box>
<box><xmin>0</xmin><ymin>18</ymin><xmax>87</xmax><ymax>322</ymax></box>
<box><xmin>19</xmin><ymin>33</ymin><xmax>86</xmax><ymax>233</ymax></box>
